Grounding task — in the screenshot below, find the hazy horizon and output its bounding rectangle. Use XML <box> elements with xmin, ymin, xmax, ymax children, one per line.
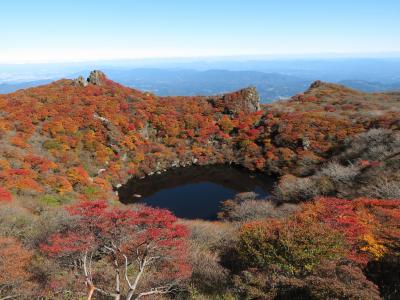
<box><xmin>2</xmin><ymin>56</ymin><xmax>400</xmax><ymax>102</ymax></box>
<box><xmin>2</xmin><ymin>52</ymin><xmax>400</xmax><ymax>66</ymax></box>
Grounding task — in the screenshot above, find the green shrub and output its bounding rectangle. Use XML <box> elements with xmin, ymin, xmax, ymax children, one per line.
<box><xmin>235</xmin><ymin>218</ymin><xmax>347</xmax><ymax>275</ymax></box>
<box><xmin>82</xmin><ymin>185</ymin><xmax>100</xmax><ymax>200</ymax></box>
<box><xmin>42</xmin><ymin>139</ymin><xmax>62</xmax><ymax>150</ymax></box>
<box><xmin>39</xmin><ymin>194</ymin><xmax>72</xmax><ymax>206</ymax></box>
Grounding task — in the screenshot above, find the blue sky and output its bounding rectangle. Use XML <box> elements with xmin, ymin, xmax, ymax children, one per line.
<box><xmin>1</xmin><ymin>0</ymin><xmax>400</xmax><ymax>63</ymax></box>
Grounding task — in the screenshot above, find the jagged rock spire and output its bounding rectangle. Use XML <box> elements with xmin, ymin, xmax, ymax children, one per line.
<box><xmin>72</xmin><ymin>75</ymin><xmax>88</xmax><ymax>87</ymax></box>
<box><xmin>73</xmin><ymin>70</ymin><xmax>108</xmax><ymax>87</ymax></box>
<box><xmin>87</xmin><ymin>70</ymin><xmax>107</xmax><ymax>85</ymax></box>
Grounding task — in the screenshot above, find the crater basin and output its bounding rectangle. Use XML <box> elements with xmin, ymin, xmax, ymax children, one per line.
<box><xmin>118</xmin><ymin>165</ymin><xmax>275</xmax><ymax>220</ymax></box>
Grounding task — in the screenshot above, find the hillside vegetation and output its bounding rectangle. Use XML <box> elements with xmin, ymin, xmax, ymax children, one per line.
<box><xmin>0</xmin><ymin>72</ymin><xmax>399</xmax><ymax>299</ymax></box>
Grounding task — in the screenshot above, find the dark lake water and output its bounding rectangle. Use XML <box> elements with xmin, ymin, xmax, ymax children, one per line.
<box><xmin>118</xmin><ymin>165</ymin><xmax>275</xmax><ymax>220</ymax></box>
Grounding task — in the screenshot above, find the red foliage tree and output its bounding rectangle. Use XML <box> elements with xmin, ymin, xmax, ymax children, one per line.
<box><xmin>41</xmin><ymin>200</ymin><xmax>191</xmax><ymax>299</ymax></box>
<box><xmin>0</xmin><ymin>187</ymin><xmax>12</xmax><ymax>202</ymax></box>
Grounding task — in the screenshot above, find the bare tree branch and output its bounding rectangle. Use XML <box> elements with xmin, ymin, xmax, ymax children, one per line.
<box><xmin>133</xmin><ymin>283</ymin><xmax>177</xmax><ymax>300</ymax></box>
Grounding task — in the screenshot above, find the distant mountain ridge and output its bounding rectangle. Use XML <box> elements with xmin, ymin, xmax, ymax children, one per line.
<box><xmin>0</xmin><ymin>79</ymin><xmax>52</xmax><ymax>94</ymax></box>
<box><xmin>74</xmin><ymin>68</ymin><xmax>312</xmax><ymax>102</ymax></box>
<box><xmin>1</xmin><ymin>67</ymin><xmax>400</xmax><ymax>102</ymax></box>
<box><xmin>0</xmin><ymin>69</ymin><xmax>311</xmax><ymax>102</ymax></box>
<box><xmin>338</xmin><ymin>79</ymin><xmax>400</xmax><ymax>93</ymax></box>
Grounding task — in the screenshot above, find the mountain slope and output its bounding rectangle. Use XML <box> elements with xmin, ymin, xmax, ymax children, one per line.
<box><xmin>0</xmin><ymin>71</ymin><xmax>399</xmax><ymax>299</ymax></box>
<box><xmin>0</xmin><ymin>72</ymin><xmax>398</xmax><ymax>203</ymax></box>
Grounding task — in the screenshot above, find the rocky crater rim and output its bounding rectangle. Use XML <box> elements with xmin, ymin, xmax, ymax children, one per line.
<box><xmin>73</xmin><ymin>70</ymin><xmax>262</xmax><ymax>114</ymax></box>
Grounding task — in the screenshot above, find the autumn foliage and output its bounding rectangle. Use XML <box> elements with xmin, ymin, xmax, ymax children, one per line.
<box><xmin>41</xmin><ymin>200</ymin><xmax>191</xmax><ymax>299</ymax></box>
<box><xmin>0</xmin><ymin>74</ymin><xmax>398</xmax><ymax>202</ymax></box>
<box><xmin>236</xmin><ymin>214</ymin><xmax>347</xmax><ymax>274</ymax></box>
<box><xmin>0</xmin><ymin>236</ymin><xmax>34</xmax><ymax>298</ymax></box>
<box><xmin>0</xmin><ymin>74</ymin><xmax>399</xmax><ymax>298</ymax></box>
<box><xmin>235</xmin><ymin>197</ymin><xmax>400</xmax><ymax>270</ymax></box>
<box><xmin>303</xmin><ymin>197</ymin><xmax>400</xmax><ymax>264</ymax></box>
<box><xmin>0</xmin><ymin>187</ymin><xmax>12</xmax><ymax>202</ymax></box>
<box><xmin>227</xmin><ymin>197</ymin><xmax>400</xmax><ymax>299</ymax></box>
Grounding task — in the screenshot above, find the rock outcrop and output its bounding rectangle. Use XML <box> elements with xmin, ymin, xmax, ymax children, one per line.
<box><xmin>309</xmin><ymin>80</ymin><xmax>323</xmax><ymax>89</ymax></box>
<box><xmin>207</xmin><ymin>86</ymin><xmax>260</xmax><ymax>114</ymax></box>
<box><xmin>72</xmin><ymin>75</ymin><xmax>88</xmax><ymax>87</ymax></box>
<box><xmin>87</xmin><ymin>70</ymin><xmax>107</xmax><ymax>85</ymax></box>
<box><xmin>73</xmin><ymin>70</ymin><xmax>108</xmax><ymax>87</ymax></box>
